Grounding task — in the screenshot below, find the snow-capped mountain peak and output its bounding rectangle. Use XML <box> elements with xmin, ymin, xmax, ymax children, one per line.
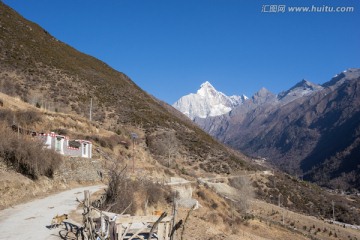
<box><xmin>197</xmin><ymin>81</ymin><xmax>218</xmax><ymax>97</ymax></box>
<box><xmin>277</xmin><ymin>79</ymin><xmax>323</xmax><ymax>104</ymax></box>
<box><xmin>200</xmin><ymin>81</ymin><xmax>213</xmax><ymax>89</ymax></box>
<box><xmin>173</xmin><ymin>81</ymin><xmax>247</xmax><ymax>120</ymax></box>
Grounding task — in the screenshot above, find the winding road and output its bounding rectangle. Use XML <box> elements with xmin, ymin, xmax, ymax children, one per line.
<box><xmin>0</xmin><ymin>185</ymin><xmax>104</xmax><ymax>240</ymax></box>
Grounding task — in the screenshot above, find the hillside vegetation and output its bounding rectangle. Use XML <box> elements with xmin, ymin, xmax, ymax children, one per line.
<box><xmin>0</xmin><ymin>2</ymin><xmax>254</xmax><ymax>176</ymax></box>
<box><xmin>1</xmin><ymin>87</ymin><xmax>360</xmax><ymax>240</ymax></box>
<box><xmin>0</xmin><ymin>2</ymin><xmax>360</xmax><ymax>239</ymax></box>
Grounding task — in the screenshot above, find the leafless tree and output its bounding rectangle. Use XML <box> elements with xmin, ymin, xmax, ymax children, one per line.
<box><xmin>147</xmin><ymin>131</ymin><xmax>179</xmax><ymax>168</ymax></box>
<box><xmin>163</xmin><ymin>132</ymin><xmax>178</xmax><ymax>167</ymax></box>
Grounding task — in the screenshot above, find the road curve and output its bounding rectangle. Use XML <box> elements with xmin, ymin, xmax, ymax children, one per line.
<box><xmin>0</xmin><ymin>185</ymin><xmax>104</xmax><ymax>240</ymax></box>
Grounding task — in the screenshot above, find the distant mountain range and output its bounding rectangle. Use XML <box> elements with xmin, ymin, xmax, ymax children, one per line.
<box><xmin>174</xmin><ymin>69</ymin><xmax>360</xmax><ymax>191</ymax></box>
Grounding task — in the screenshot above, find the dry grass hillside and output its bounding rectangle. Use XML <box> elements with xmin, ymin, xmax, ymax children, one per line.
<box><xmin>1</xmin><ymin>92</ymin><xmax>360</xmax><ymax>239</ymax></box>
<box><xmin>0</xmin><ymin>2</ymin><xmax>360</xmax><ymax>239</ymax></box>
<box><xmin>0</xmin><ymin>1</ymin><xmax>254</xmax><ymax>177</ymax></box>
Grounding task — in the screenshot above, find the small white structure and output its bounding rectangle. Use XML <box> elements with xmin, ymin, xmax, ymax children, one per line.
<box><xmin>38</xmin><ymin>132</ymin><xmax>92</xmax><ymax>158</ymax></box>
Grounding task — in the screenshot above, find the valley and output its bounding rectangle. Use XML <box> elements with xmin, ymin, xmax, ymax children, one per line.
<box><xmin>0</xmin><ymin>1</ymin><xmax>359</xmax><ymax>239</ymax></box>
<box><xmin>174</xmin><ymin>69</ymin><xmax>360</xmax><ymax>192</ymax></box>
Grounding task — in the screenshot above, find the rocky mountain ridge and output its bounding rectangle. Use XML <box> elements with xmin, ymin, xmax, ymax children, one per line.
<box><xmin>176</xmin><ymin>68</ymin><xmax>360</xmax><ymax>191</ymax></box>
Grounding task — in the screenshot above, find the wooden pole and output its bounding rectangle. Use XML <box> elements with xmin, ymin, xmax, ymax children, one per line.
<box><xmin>170</xmin><ymin>195</ymin><xmax>177</xmax><ymax>240</ymax></box>
<box><xmin>149</xmin><ymin>212</ymin><xmax>167</xmax><ymax>240</ymax></box>
<box><xmin>180</xmin><ymin>205</ymin><xmax>195</xmax><ymax>240</ymax></box>
<box><xmin>89</xmin><ymin>98</ymin><xmax>93</xmax><ymax>122</ymax></box>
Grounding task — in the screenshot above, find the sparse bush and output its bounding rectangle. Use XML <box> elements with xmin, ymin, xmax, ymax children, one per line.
<box><xmin>52</xmin><ymin>128</ymin><xmax>68</xmax><ymax>136</ymax></box>
<box><xmin>145</xmin><ymin>181</ymin><xmax>164</xmax><ymax>206</ymax></box>
<box><xmin>0</xmin><ymin>109</ymin><xmax>13</xmax><ymax>123</ymax></box>
<box><xmin>115</xmin><ymin>128</ymin><xmax>122</xmax><ymax>135</ymax></box>
<box><xmin>211</xmin><ymin>201</ymin><xmax>218</xmax><ymax>209</ymax></box>
<box><xmin>146</xmin><ymin>131</ymin><xmax>178</xmax><ymax>167</ymax></box>
<box><xmin>0</xmin><ymin>124</ymin><xmax>62</xmax><ymax>179</ymax></box>
<box><xmin>105</xmin><ymin>163</ymin><xmax>138</xmax><ymax>215</ymax></box>
<box><xmin>164</xmin><ymin>168</ymin><xmax>174</xmax><ymax>177</ymax></box>
<box><xmin>206</xmin><ymin>212</ymin><xmax>219</xmax><ymax>224</ymax></box>
<box><xmin>0</xmin><ymin>109</ymin><xmax>41</xmax><ymax>126</ymax></box>
<box><xmin>87</xmin><ymin>134</ymin><xmax>130</xmax><ymax>150</ymax></box>
<box><xmin>15</xmin><ymin>110</ymin><xmax>41</xmax><ymax>125</ymax></box>
<box><xmin>104</xmin><ymin>162</ymin><xmax>171</xmax><ymax>215</ymax></box>
<box><xmin>196</xmin><ymin>190</ymin><xmax>206</xmax><ymax>200</ymax></box>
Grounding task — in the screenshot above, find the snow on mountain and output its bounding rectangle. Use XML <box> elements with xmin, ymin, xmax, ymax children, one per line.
<box><xmin>323</xmin><ymin>68</ymin><xmax>360</xmax><ymax>89</ymax></box>
<box><xmin>173</xmin><ymin>81</ymin><xmax>247</xmax><ymax>120</ymax></box>
<box><xmin>277</xmin><ymin>79</ymin><xmax>323</xmax><ymax>104</ymax></box>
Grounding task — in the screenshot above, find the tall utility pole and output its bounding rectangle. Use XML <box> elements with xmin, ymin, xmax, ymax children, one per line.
<box><xmin>89</xmin><ymin>98</ymin><xmax>93</xmax><ymax>121</ymax></box>
<box><xmin>131</xmin><ymin>133</ymin><xmax>138</xmax><ymax>173</ymax></box>
<box><xmin>332</xmin><ymin>201</ymin><xmax>335</xmax><ymax>220</ymax></box>
<box><xmin>278</xmin><ymin>193</ymin><xmax>284</xmax><ymax>225</ymax></box>
<box><xmin>278</xmin><ymin>193</ymin><xmax>281</xmax><ymax>207</ymax></box>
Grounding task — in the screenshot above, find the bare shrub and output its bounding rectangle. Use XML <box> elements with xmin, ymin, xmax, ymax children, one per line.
<box><xmin>52</xmin><ymin>128</ymin><xmax>68</xmax><ymax>136</ymax></box>
<box><xmin>0</xmin><ymin>80</ymin><xmax>16</xmax><ymax>96</ymax></box>
<box><xmin>0</xmin><ymin>109</ymin><xmax>14</xmax><ymax>124</ymax></box>
<box><xmin>211</xmin><ymin>201</ymin><xmax>218</xmax><ymax>209</ymax></box>
<box><xmin>0</xmin><ymin>124</ymin><xmax>62</xmax><ymax>179</ymax></box>
<box><xmin>164</xmin><ymin>168</ymin><xmax>175</xmax><ymax>177</ymax></box>
<box><xmin>104</xmin><ymin>163</ymin><xmax>138</xmax><ymax>214</ymax></box>
<box><xmin>144</xmin><ymin>181</ymin><xmax>165</xmax><ymax>206</ymax></box>
<box><xmin>104</xmin><ymin>162</ymin><xmax>172</xmax><ymax>215</ymax></box>
<box><xmin>146</xmin><ymin>131</ymin><xmax>178</xmax><ymax>167</ymax></box>
<box><xmin>87</xmin><ymin>134</ymin><xmax>130</xmax><ymax>150</ymax></box>
<box><xmin>15</xmin><ymin>110</ymin><xmax>41</xmax><ymax>125</ymax></box>
<box><xmin>0</xmin><ymin>109</ymin><xmax>41</xmax><ymax>126</ymax></box>
<box><xmin>205</xmin><ymin>212</ymin><xmax>220</xmax><ymax>224</ymax></box>
<box><xmin>196</xmin><ymin>190</ymin><xmax>206</xmax><ymax>200</ymax></box>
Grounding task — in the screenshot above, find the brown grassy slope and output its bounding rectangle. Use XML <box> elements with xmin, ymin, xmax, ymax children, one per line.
<box><xmin>0</xmin><ymin>2</ymin><xmax>253</xmax><ymax>174</ymax></box>
<box><xmin>2</xmin><ymin>3</ymin><xmax>360</xmax><ymax>227</ymax></box>
<box><xmin>1</xmin><ymin>88</ymin><xmax>360</xmax><ymax>237</ymax></box>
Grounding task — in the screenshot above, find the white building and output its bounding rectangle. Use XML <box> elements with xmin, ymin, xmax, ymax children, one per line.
<box><xmin>38</xmin><ymin>132</ymin><xmax>92</xmax><ymax>158</ymax></box>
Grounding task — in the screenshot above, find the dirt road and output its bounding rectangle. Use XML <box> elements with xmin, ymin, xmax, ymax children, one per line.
<box><xmin>0</xmin><ymin>185</ymin><xmax>104</xmax><ymax>240</ymax></box>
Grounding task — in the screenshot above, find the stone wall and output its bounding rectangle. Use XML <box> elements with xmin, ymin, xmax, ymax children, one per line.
<box><xmin>55</xmin><ymin>157</ymin><xmax>104</xmax><ymax>183</ymax></box>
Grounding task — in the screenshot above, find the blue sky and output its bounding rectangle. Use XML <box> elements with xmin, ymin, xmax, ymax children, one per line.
<box><xmin>4</xmin><ymin>0</ymin><xmax>360</xmax><ymax>104</ymax></box>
